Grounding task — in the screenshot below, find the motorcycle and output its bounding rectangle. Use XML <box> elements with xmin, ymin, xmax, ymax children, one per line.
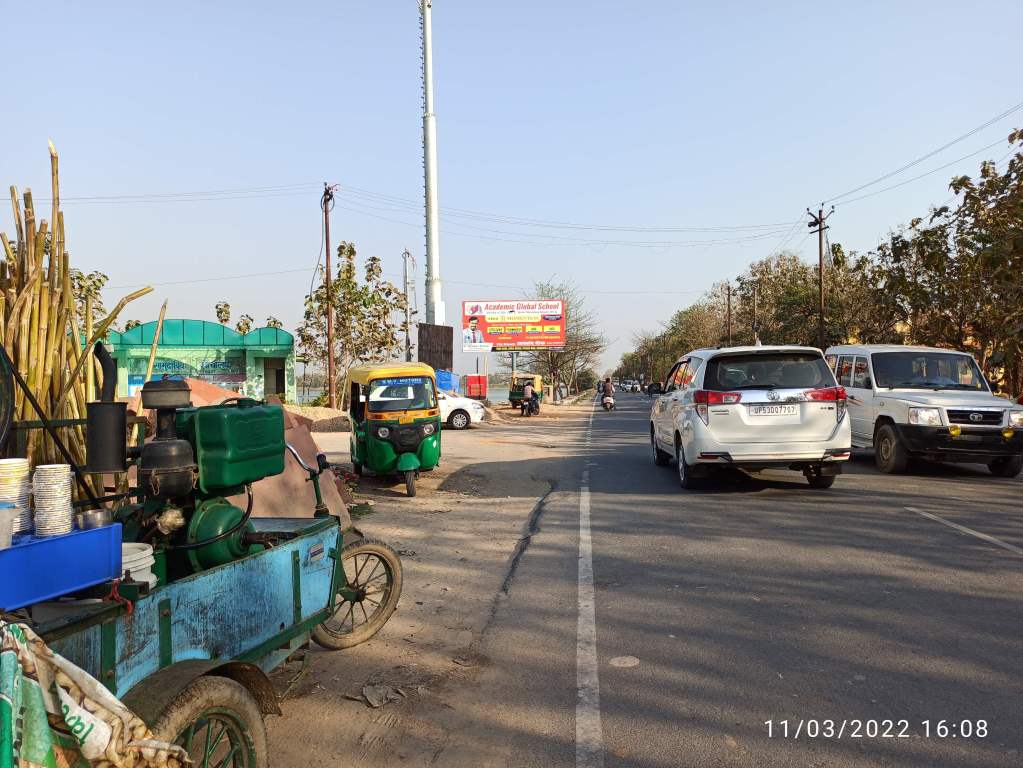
<box><xmin>602</xmin><ymin>394</ymin><xmax>615</xmax><ymax>411</ymax></box>
<box><xmin>521</xmin><ymin>395</ymin><xmax>540</xmax><ymax>417</ymax></box>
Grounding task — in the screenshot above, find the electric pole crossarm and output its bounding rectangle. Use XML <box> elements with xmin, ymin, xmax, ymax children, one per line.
<box><xmin>807</xmin><ymin>204</ymin><xmax>835</xmax><ymax>351</ymax></box>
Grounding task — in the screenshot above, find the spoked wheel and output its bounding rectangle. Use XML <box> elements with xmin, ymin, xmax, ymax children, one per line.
<box><xmin>404</xmin><ymin>469</ymin><xmax>417</xmax><ymax>496</ymax></box>
<box><xmin>152</xmin><ymin>677</ymin><xmax>266</xmax><ymax>768</ymax></box>
<box><xmin>312</xmin><ymin>539</ymin><xmax>404</xmax><ymax>650</ymax></box>
<box><xmin>449</xmin><ymin>410</ymin><xmax>470</xmax><ymax>430</ymax></box>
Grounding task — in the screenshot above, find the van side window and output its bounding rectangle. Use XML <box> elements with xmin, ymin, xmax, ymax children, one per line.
<box><xmin>683</xmin><ymin>357</ymin><xmax>703</xmax><ymax>389</ymax></box>
<box><xmin>851</xmin><ymin>356</ymin><xmax>871</xmax><ymax>389</ymax></box>
<box><xmin>825</xmin><ymin>354</ymin><xmax>838</xmax><ymax>373</ymax></box>
<box><xmin>837</xmin><ymin>356</ymin><xmax>854</xmax><ymax>387</ymax></box>
<box><xmin>671</xmin><ymin>360</ymin><xmax>691</xmax><ymax>391</ymax></box>
<box><xmin>663</xmin><ymin>363</ymin><xmax>682</xmax><ymax>392</ymax></box>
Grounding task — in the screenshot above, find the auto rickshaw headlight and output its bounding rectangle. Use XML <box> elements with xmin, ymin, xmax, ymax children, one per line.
<box><xmin>377</xmin><ymin>426</ymin><xmax>390</xmax><ymax>438</ymax></box>
<box><xmin>423</xmin><ymin>423</ymin><xmax>436</xmax><ymax>436</ymax></box>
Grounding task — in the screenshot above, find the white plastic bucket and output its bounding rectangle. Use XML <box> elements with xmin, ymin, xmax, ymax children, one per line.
<box><xmin>121</xmin><ymin>543</ymin><xmax>156</xmax><ymax>586</ymax></box>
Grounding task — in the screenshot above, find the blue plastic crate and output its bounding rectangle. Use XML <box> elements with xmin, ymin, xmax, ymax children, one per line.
<box><xmin>0</xmin><ymin>523</ymin><xmax>122</xmax><ymax>610</ymax></box>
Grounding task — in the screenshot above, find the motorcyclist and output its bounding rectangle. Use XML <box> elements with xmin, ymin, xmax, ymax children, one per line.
<box><xmin>522</xmin><ymin>380</ymin><xmax>538</xmax><ymax>414</ymax></box>
<box><xmin>602</xmin><ymin>378</ymin><xmax>615</xmax><ymax>398</ymax></box>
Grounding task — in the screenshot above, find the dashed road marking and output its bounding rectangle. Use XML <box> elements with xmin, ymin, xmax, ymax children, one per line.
<box><xmin>905</xmin><ymin>506</ymin><xmax>1023</xmax><ymax>557</ymax></box>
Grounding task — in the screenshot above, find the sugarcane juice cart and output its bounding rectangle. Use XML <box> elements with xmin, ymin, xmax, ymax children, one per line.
<box><xmin>0</xmin><ymin>346</ymin><xmax>402</xmax><ymax>768</ymax></box>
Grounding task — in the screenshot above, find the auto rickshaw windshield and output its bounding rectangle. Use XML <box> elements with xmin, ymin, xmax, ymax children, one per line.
<box><xmin>367</xmin><ymin>376</ymin><xmax>437</xmax><ymax>412</ymax></box>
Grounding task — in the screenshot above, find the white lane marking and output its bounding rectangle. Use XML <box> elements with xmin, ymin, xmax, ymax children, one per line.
<box><xmin>577</xmin><ymin>402</ymin><xmax>604</xmax><ymax>767</ymax></box>
<box><xmin>905</xmin><ymin>506</ymin><xmax>1023</xmax><ymax>557</ymax></box>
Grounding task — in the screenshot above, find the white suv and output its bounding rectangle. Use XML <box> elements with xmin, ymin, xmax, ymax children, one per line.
<box><xmin>825</xmin><ymin>344</ymin><xmax>1023</xmax><ymax>477</ymax></box>
<box><xmin>648</xmin><ymin>346</ymin><xmax>851</xmax><ymax>489</ymax></box>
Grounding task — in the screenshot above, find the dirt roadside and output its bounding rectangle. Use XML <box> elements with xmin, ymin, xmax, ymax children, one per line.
<box><xmin>266</xmin><ymin>400</ymin><xmax>592</xmax><ymax>766</ymax></box>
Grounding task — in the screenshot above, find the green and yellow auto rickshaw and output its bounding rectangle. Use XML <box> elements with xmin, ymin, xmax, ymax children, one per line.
<box><xmin>348</xmin><ymin>362</ymin><xmax>441</xmax><ymax>497</ymax></box>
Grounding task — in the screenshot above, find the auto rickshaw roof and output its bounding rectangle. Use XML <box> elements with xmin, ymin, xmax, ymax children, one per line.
<box><xmin>349</xmin><ymin>361</ymin><xmax>437</xmax><ymax>385</ymax></box>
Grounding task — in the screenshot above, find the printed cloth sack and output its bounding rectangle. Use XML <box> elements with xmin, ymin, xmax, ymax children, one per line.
<box><xmin>0</xmin><ymin>621</ymin><xmax>187</xmax><ymax>768</ymax></box>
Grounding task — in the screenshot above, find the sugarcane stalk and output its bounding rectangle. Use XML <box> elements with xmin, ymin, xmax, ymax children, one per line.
<box><xmin>85</xmin><ymin>293</ymin><xmax>94</xmax><ymax>403</ymax></box>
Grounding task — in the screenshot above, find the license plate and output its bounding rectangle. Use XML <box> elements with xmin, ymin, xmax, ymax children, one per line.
<box><xmin>748</xmin><ymin>404</ymin><xmax>798</xmax><ymax>416</ymax></box>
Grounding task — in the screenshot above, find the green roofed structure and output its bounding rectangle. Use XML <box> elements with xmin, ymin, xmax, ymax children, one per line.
<box><xmin>103</xmin><ymin>319</ymin><xmax>295</xmax><ymax>402</ymax></box>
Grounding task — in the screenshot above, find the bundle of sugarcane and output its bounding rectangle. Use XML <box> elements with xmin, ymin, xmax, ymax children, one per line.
<box><xmin>0</xmin><ymin>142</ymin><xmax>152</xmax><ymax>492</ymax></box>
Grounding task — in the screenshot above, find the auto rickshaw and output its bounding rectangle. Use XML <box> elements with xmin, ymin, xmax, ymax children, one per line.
<box><xmin>508</xmin><ymin>372</ymin><xmax>543</xmax><ymax>410</ymax></box>
<box><xmin>348</xmin><ymin>362</ymin><xmax>442</xmax><ymax>497</ymax></box>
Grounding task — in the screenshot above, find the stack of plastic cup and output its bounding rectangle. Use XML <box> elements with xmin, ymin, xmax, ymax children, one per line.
<box><xmin>32</xmin><ymin>464</ymin><xmax>73</xmax><ymax>536</ymax></box>
<box><xmin>0</xmin><ymin>458</ymin><xmax>33</xmax><ymax>535</ymax></box>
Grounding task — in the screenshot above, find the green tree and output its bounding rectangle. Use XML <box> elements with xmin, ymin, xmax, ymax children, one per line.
<box><xmin>70</xmin><ymin>269</ymin><xmax>109</xmax><ymax>329</ymax></box>
<box><xmin>297</xmin><ymin>241</ymin><xmax>410</xmax><ymax>406</ymax></box>
<box><xmin>235</xmin><ymin>314</ymin><xmax>254</xmax><ymax>335</ymax></box>
<box><xmin>265</xmin><ymin>316</ymin><xmax>284</xmax><ymax>329</ymax></box>
<box><xmin>214</xmin><ymin>301</ymin><xmax>231</xmax><ymax>325</ymax></box>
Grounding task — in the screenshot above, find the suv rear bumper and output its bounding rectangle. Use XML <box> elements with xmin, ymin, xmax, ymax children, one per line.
<box><xmin>893</xmin><ymin>424</ymin><xmax>1023</xmax><ymax>462</ymax></box>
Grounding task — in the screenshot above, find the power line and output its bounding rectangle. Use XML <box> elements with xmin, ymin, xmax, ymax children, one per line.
<box><xmin>824</xmin><ymin>99</ymin><xmax>1023</xmax><ymax>203</ymax></box>
<box><xmin>836</xmin><ymin>137</ymin><xmax>1010</xmax><ymax>206</ymax></box>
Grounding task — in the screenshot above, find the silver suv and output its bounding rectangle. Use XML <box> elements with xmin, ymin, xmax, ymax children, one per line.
<box><xmin>648</xmin><ymin>346</ymin><xmax>851</xmax><ymax>489</ymax></box>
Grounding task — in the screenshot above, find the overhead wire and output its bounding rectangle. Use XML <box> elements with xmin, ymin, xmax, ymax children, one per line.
<box><xmin>823</xmin><ymin>99</ymin><xmax>1023</xmax><ymax>203</ymax></box>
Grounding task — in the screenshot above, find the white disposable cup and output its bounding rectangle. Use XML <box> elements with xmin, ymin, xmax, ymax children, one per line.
<box><xmin>0</xmin><ymin>505</ymin><xmax>16</xmax><ymax>548</ymax></box>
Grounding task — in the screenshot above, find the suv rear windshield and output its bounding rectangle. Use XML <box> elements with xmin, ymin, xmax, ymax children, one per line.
<box><xmin>368</xmin><ymin>376</ymin><xmax>437</xmax><ymax>412</ymax></box>
<box><xmin>704</xmin><ymin>353</ymin><xmax>835</xmax><ymax>391</ymax></box>
<box><xmin>871</xmin><ymin>351</ymin><xmax>986</xmax><ymax>391</ymax></box>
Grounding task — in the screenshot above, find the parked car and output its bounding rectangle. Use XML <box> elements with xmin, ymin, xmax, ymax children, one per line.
<box><xmin>825</xmin><ymin>344</ymin><xmax>1023</xmax><ymax>477</ymax></box>
<box><xmin>648</xmin><ymin>346</ymin><xmax>850</xmax><ymax>489</ymax></box>
<box><xmin>437</xmin><ymin>390</ymin><xmax>486</xmax><ymax>430</ymax></box>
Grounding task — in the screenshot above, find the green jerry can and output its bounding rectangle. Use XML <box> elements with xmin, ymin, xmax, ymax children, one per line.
<box><xmin>176</xmin><ymin>400</ymin><xmax>286</xmax><ymax>493</ymax></box>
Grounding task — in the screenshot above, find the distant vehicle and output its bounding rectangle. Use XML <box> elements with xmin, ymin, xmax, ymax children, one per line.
<box><xmin>509</xmin><ymin>373</ymin><xmax>542</xmax><ymax>409</ymax></box>
<box><xmin>825</xmin><ymin>344</ymin><xmax>1023</xmax><ymax>477</ymax></box>
<box><xmin>649</xmin><ymin>346</ymin><xmax>851</xmax><ymax>490</ymax></box>
<box><xmin>437</xmin><ymin>390</ymin><xmax>486</xmax><ymax>430</ymax></box>
<box><xmin>602</xmin><ymin>394</ymin><xmax>615</xmax><ymax>411</ymax></box>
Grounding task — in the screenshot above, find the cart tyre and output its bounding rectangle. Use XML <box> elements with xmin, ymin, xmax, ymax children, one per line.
<box><xmin>404</xmin><ymin>469</ymin><xmax>416</xmax><ymax>496</ymax></box>
<box><xmin>151</xmin><ymin>675</ymin><xmax>267</xmax><ymax>768</ymax></box>
<box><xmin>313</xmin><ymin>538</ymin><xmax>404</xmax><ymax>650</ymax></box>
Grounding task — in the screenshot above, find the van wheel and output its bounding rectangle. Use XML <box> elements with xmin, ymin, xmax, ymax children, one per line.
<box><xmin>675</xmin><ymin>439</ymin><xmax>698</xmax><ymax>490</ymax></box>
<box><xmin>651</xmin><ymin>428</ymin><xmax>670</xmax><ymax>466</ymax></box>
<box><xmin>875</xmin><ymin>424</ymin><xmax>908</xmax><ymax>474</ymax></box>
<box><xmin>989</xmin><ymin>455</ymin><xmax>1023</xmax><ymax>478</ymax></box>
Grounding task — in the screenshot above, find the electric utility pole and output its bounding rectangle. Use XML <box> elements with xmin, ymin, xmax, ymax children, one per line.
<box><xmin>402</xmin><ymin>249</ymin><xmax>414</xmax><ymax>362</ymax></box>
<box><xmin>420</xmin><ymin>0</ymin><xmax>445</xmax><ymax>325</ymax></box>
<box><xmin>725</xmin><ymin>283</ymin><xmax>732</xmax><ymax>345</ymax></box>
<box><xmin>752</xmin><ymin>284</ymin><xmax>760</xmax><ymax>345</ymax></box>
<box><xmin>322</xmin><ymin>183</ymin><xmax>337</xmax><ymax>408</ymax></box>
<box><xmin>807</xmin><ymin>204</ymin><xmax>835</xmax><ymax>351</ymax></box>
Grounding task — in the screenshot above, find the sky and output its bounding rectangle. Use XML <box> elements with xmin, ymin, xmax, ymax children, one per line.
<box><xmin>3</xmin><ymin>1</ymin><xmax>1021</xmax><ymax>376</ymax></box>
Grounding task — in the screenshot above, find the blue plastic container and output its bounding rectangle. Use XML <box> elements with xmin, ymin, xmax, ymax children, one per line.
<box><xmin>0</xmin><ymin>523</ymin><xmax>122</xmax><ymax>610</ymax></box>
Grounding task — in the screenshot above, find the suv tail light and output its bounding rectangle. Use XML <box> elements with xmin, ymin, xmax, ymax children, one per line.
<box><xmin>694</xmin><ymin>390</ymin><xmax>741</xmax><ymax>424</ymax></box>
<box><xmin>806</xmin><ymin>386</ymin><xmax>847</xmax><ymax>422</ymax></box>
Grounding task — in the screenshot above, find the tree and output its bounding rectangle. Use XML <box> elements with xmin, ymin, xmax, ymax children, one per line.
<box><xmin>265</xmin><ymin>316</ymin><xmax>284</xmax><ymax>329</ymax></box>
<box><xmin>214</xmin><ymin>301</ymin><xmax>231</xmax><ymax>325</ymax></box>
<box><xmin>297</xmin><ymin>241</ymin><xmax>410</xmax><ymax>406</ymax></box>
<box><xmin>70</xmin><ymin>269</ymin><xmax>109</xmax><ymax>330</ymax></box>
<box><xmin>124</xmin><ymin>319</ymin><xmax>141</xmax><ymax>331</ymax></box>
<box><xmin>234</xmin><ymin>314</ymin><xmax>254</xmax><ymax>335</ymax></box>
<box><xmin>510</xmin><ymin>279</ymin><xmax>605</xmax><ymax>398</ymax></box>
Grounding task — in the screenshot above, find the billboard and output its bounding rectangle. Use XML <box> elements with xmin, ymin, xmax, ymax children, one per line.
<box><xmin>461</xmin><ymin>299</ymin><xmax>566</xmax><ymax>352</ymax></box>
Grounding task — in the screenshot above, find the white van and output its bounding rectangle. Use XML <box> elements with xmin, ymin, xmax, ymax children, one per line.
<box><xmin>824</xmin><ymin>344</ymin><xmax>1023</xmax><ymax>477</ymax></box>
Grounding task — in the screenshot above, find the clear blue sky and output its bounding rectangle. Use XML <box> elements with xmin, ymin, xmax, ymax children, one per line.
<box><xmin>3</xmin><ymin>1</ymin><xmax>1020</xmax><ymax>375</ymax></box>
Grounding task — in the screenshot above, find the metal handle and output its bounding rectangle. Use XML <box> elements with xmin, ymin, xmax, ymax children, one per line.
<box><xmin>285</xmin><ymin>443</ymin><xmax>316</xmax><ymax>474</ymax></box>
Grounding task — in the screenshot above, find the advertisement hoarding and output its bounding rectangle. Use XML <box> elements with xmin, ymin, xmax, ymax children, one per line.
<box><xmin>461</xmin><ymin>300</ymin><xmax>566</xmax><ymax>352</ymax></box>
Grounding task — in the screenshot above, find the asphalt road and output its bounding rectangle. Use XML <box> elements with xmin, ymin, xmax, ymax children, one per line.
<box><xmin>436</xmin><ymin>391</ymin><xmax>1023</xmax><ymax>768</ymax></box>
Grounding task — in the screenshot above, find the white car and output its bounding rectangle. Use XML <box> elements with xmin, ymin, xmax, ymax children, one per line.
<box><xmin>648</xmin><ymin>346</ymin><xmax>851</xmax><ymax>489</ymax></box>
<box><xmin>825</xmin><ymin>344</ymin><xmax>1023</xmax><ymax>477</ymax></box>
<box><xmin>437</xmin><ymin>391</ymin><xmax>486</xmax><ymax>430</ymax></box>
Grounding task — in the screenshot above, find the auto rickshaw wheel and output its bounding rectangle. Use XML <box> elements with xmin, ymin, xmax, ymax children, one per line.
<box><xmin>404</xmin><ymin>469</ymin><xmax>417</xmax><ymax>497</ymax></box>
<box><xmin>151</xmin><ymin>676</ymin><xmax>266</xmax><ymax>768</ymax></box>
<box><xmin>352</xmin><ymin>460</ymin><xmax>363</xmax><ymax>476</ymax></box>
<box><xmin>312</xmin><ymin>538</ymin><xmax>404</xmax><ymax>650</ymax></box>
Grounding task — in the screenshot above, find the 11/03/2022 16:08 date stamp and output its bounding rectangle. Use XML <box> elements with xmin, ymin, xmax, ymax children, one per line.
<box><xmin>765</xmin><ymin>719</ymin><xmax>989</xmax><ymax>740</ymax></box>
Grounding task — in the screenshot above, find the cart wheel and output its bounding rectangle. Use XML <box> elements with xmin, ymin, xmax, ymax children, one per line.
<box><xmin>151</xmin><ymin>676</ymin><xmax>266</xmax><ymax>768</ymax></box>
<box><xmin>404</xmin><ymin>469</ymin><xmax>416</xmax><ymax>497</ymax></box>
<box><xmin>313</xmin><ymin>539</ymin><xmax>403</xmax><ymax>650</ymax></box>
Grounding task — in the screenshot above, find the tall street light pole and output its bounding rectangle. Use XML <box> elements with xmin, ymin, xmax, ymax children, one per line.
<box><xmin>421</xmin><ymin>0</ymin><xmax>445</xmax><ymax>325</ymax></box>
<box><xmin>807</xmin><ymin>204</ymin><xmax>835</xmax><ymax>351</ymax></box>
<box><xmin>322</xmin><ymin>183</ymin><xmax>337</xmax><ymax>408</ymax></box>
